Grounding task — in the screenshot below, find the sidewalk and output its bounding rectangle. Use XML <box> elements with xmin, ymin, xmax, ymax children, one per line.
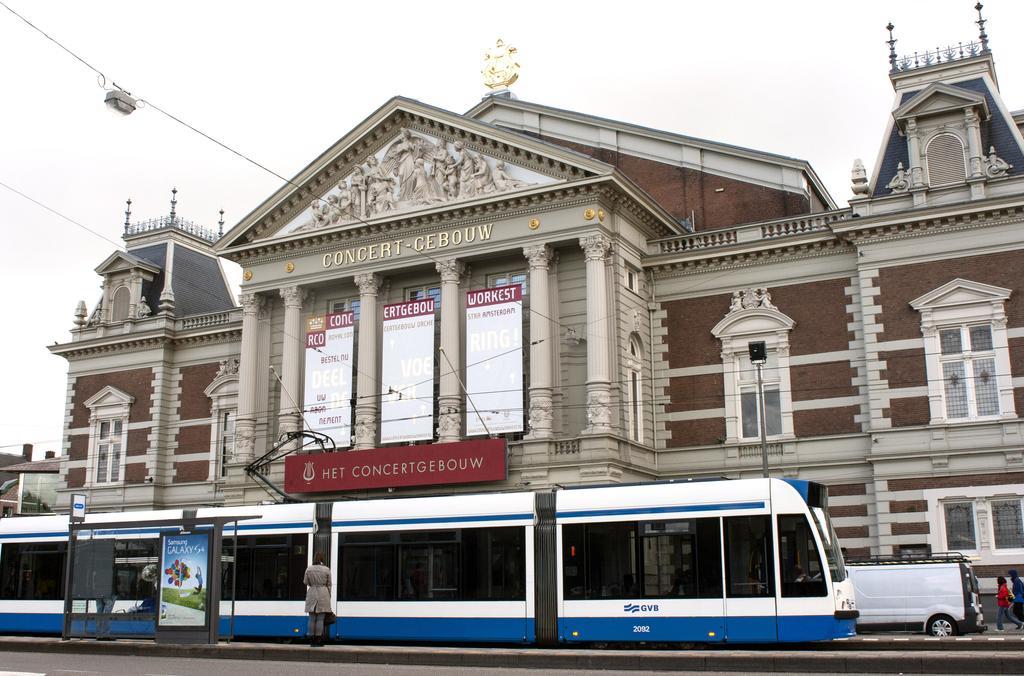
<box><xmin>0</xmin><ymin>636</ymin><xmax>1021</xmax><ymax>673</ymax></box>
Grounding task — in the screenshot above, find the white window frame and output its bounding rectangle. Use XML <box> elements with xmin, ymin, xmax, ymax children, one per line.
<box><xmin>910</xmin><ymin>278</ymin><xmax>1015</xmax><ymax>424</ymax></box>
<box><xmin>939</xmin><ymin>499</ymin><xmax>979</xmax><ymax>553</ymax></box>
<box><xmin>625</xmin><ymin>333</ymin><xmax>644</xmax><ymax>443</ymax></box>
<box><xmin>711</xmin><ymin>302</ymin><xmax>795</xmax><ymax>443</ymax></box>
<box><xmin>486</xmin><ymin>270</ymin><xmax>527</xmax><ymax>294</ymax></box>
<box><xmin>924</xmin><ymin>485</ymin><xmax>1024</xmax><ymax>559</ymax></box>
<box><xmin>990</xmin><ymin>497</ymin><xmax>1024</xmax><ymax>552</ymax></box>
<box><xmin>83</xmin><ymin>385</ymin><xmax>134</xmax><ymax>487</ymax></box>
<box><xmin>205</xmin><ymin>371</ymin><xmax>239</xmax><ymax>480</ymax></box>
<box><xmin>405</xmin><ymin>285</ymin><xmax>441</xmax><ymax>307</ymax></box>
<box><xmin>625</xmin><ymin>266</ymin><xmax>640</xmax><ymax>295</ymax></box>
<box><xmin>329</xmin><ymin>297</ymin><xmax>361</xmax><ymax>320</ymax></box>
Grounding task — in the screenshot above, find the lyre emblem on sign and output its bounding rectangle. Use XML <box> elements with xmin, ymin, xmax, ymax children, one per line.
<box><xmin>303</xmin><ymin>461</ymin><xmax>315</xmax><ymax>483</ymax></box>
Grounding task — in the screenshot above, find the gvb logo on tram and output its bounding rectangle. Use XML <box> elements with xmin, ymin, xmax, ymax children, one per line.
<box><xmin>623</xmin><ymin>604</ymin><xmax>660</xmax><ymax>613</ymax></box>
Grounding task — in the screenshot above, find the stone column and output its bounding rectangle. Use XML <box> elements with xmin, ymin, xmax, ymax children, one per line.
<box><xmin>353</xmin><ymin>273</ymin><xmax>382</xmax><ymax>449</ymax></box>
<box><xmin>580</xmin><ymin>234</ymin><xmax>613</xmax><ymax>434</ymax></box>
<box><xmin>235</xmin><ymin>291</ymin><xmax>266</xmax><ymax>462</ymax></box>
<box><xmin>524</xmin><ymin>244</ymin><xmax>554</xmax><ymax>439</ymax></box>
<box><xmin>905</xmin><ymin>118</ymin><xmax>925</xmax><ymax>188</ymax></box>
<box><xmin>965</xmin><ymin>110</ymin><xmax>984</xmax><ymax>178</ymax></box>
<box><xmin>436</xmin><ymin>258</ymin><xmax>465</xmax><ymax>443</ymax></box>
<box><xmin>277</xmin><ymin>286</ymin><xmax>308</xmax><ymax>444</ymax></box>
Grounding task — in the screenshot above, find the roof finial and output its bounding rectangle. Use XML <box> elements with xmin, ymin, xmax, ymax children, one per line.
<box><xmin>169</xmin><ymin>187</ymin><xmax>177</xmax><ymax>220</ymax></box>
<box><xmin>886</xmin><ymin>22</ymin><xmax>898</xmax><ymax>72</ymax></box>
<box><xmin>123</xmin><ymin>198</ymin><xmax>132</xmax><ymax>232</ymax></box>
<box><xmin>218</xmin><ymin>209</ymin><xmax>225</xmax><ymax>237</ymax></box>
<box><xmin>975</xmin><ymin>2</ymin><xmax>989</xmax><ymax>52</ymax></box>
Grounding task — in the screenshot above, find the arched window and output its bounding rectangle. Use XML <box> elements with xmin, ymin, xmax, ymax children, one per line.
<box><xmin>926</xmin><ymin>133</ymin><xmax>967</xmax><ymax>187</ymax></box>
<box><xmin>110</xmin><ymin>286</ymin><xmax>130</xmax><ymax>322</ymax></box>
<box><xmin>626</xmin><ymin>334</ymin><xmax>643</xmax><ymax>442</ymax></box>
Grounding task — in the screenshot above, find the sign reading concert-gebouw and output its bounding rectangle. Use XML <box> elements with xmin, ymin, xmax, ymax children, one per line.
<box><xmin>283</xmin><ymin>439</ymin><xmax>507</xmax><ymax>493</ymax></box>
<box><xmin>380</xmin><ymin>299</ymin><xmax>435</xmax><ymax>443</ymax></box>
<box><xmin>304</xmin><ymin>312</ymin><xmax>355</xmax><ymax>447</ymax></box>
<box><xmin>465</xmin><ymin>284</ymin><xmax>523</xmax><ymax>436</ymax></box>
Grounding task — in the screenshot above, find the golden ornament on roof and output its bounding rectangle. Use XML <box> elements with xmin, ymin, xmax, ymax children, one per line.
<box><xmin>483</xmin><ymin>39</ymin><xmax>520</xmax><ymax>90</ymax></box>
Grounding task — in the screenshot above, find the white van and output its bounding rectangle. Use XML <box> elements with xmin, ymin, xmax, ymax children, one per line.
<box><xmin>847</xmin><ymin>554</ymin><xmax>984</xmax><ymax>636</ymax></box>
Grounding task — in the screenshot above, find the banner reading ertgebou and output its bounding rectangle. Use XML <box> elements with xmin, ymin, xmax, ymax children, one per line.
<box><xmin>304</xmin><ymin>312</ymin><xmax>355</xmax><ymax>447</ymax></box>
<box><xmin>465</xmin><ymin>284</ymin><xmax>523</xmax><ymax>436</ymax></box>
<box><xmin>380</xmin><ymin>299</ymin><xmax>435</xmax><ymax>443</ymax></box>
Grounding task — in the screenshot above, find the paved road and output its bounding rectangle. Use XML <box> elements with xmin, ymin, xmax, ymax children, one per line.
<box><xmin>0</xmin><ymin>653</ymin><xmax>998</xmax><ymax>676</ymax></box>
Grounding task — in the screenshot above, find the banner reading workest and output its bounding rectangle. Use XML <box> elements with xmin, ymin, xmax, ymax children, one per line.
<box><xmin>303</xmin><ymin>312</ymin><xmax>355</xmax><ymax>447</ymax></box>
<box><xmin>380</xmin><ymin>299</ymin><xmax>435</xmax><ymax>443</ymax></box>
<box><xmin>284</xmin><ymin>439</ymin><xmax>507</xmax><ymax>493</ymax></box>
<box><xmin>465</xmin><ymin>284</ymin><xmax>523</xmax><ymax>436</ymax></box>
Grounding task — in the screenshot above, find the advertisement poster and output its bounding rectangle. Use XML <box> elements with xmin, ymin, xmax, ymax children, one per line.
<box><xmin>303</xmin><ymin>311</ymin><xmax>355</xmax><ymax>447</ymax></box>
<box><xmin>465</xmin><ymin>285</ymin><xmax>524</xmax><ymax>436</ymax></box>
<box><xmin>380</xmin><ymin>299</ymin><xmax>435</xmax><ymax>443</ymax></box>
<box><xmin>158</xmin><ymin>533</ymin><xmax>209</xmax><ymax>627</ymax></box>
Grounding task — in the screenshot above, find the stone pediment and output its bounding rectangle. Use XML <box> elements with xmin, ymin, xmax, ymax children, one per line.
<box><xmin>282</xmin><ymin>128</ymin><xmax>556</xmax><ymax>237</ymax></box>
<box><xmin>220</xmin><ymin>98</ymin><xmax>610</xmax><ymax>247</ymax></box>
<box><xmin>83</xmin><ymin>385</ymin><xmax>135</xmax><ymax>411</ymax></box>
<box><xmin>910</xmin><ymin>278</ymin><xmax>1010</xmax><ymax>311</ymax></box>
<box><xmin>94</xmin><ymin>251</ymin><xmax>160</xmax><ymax>277</ymax></box>
<box><xmin>894</xmin><ymin>83</ymin><xmax>989</xmax><ymax>123</ymax></box>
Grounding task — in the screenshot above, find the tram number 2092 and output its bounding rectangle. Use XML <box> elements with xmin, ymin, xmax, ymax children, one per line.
<box><xmin>632</xmin><ymin>625</ymin><xmax>651</xmax><ymax>633</ymax></box>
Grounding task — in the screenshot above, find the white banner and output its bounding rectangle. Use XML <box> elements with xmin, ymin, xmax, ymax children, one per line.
<box><xmin>465</xmin><ymin>284</ymin><xmax>523</xmax><ymax>436</ymax></box>
<box><xmin>303</xmin><ymin>312</ymin><xmax>355</xmax><ymax>447</ymax></box>
<box><xmin>380</xmin><ymin>299</ymin><xmax>436</xmax><ymax>443</ymax></box>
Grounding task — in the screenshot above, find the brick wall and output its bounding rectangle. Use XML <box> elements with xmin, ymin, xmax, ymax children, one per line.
<box><xmin>889</xmin><ymin>396</ymin><xmax>930</xmax><ymax>427</ymax></box>
<box><xmin>176</xmin><ymin>425</ymin><xmax>211</xmax><ymax>455</ymax></box>
<box><xmin>877</xmin><ymin>251</ymin><xmax>1024</xmax><ymax>342</ymax></box>
<box><xmin>791</xmin><ymin>362</ymin><xmax>858</xmax><ymax>401</ymax></box>
<box><xmin>70</xmin><ymin>369</ymin><xmax>154</xmax><ymax>426</ymax></box>
<box><xmin>794</xmin><ymin>406</ymin><xmax>859</xmax><ymax>436</ymax></box>
<box><xmin>538</xmin><ymin>135</ymin><xmax>811</xmax><ymax>230</ymax></box>
<box><xmin>880</xmin><ymin>349</ymin><xmax>927</xmax><ymax>388</ymax></box>
<box><xmin>177</xmin><ymin>363</ymin><xmax>220</xmax><ymax>420</ymax></box>
<box><xmin>173</xmin><ymin>460</ymin><xmax>209</xmax><ymax>483</ymax></box>
<box><xmin>660</xmin><ymin>277</ymin><xmax>858</xmax><ymax>447</ymax></box>
<box><xmin>888</xmin><ymin>471</ymin><xmax>1024</xmax><ymax>491</ymax></box>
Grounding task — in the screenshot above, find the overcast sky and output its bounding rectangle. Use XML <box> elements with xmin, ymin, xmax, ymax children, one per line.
<box><xmin>1</xmin><ymin>0</ymin><xmax>1021</xmax><ymax>460</ymax></box>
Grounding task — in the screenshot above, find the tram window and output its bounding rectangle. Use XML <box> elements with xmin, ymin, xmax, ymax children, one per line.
<box><xmin>0</xmin><ymin>542</ymin><xmax>66</xmax><ymax>600</ymax></box>
<box><xmin>113</xmin><ymin>539</ymin><xmax>159</xmax><ymax>604</ymax></box>
<box><xmin>562</xmin><ymin>524</ymin><xmax>586</xmax><ymax>599</ymax></box>
<box><xmin>461</xmin><ymin>527</ymin><xmax>524</xmax><ymax>601</ymax></box>
<box><xmin>777</xmin><ymin>514</ymin><xmax>827</xmax><ymax>597</ymax></box>
<box><xmin>561</xmin><ymin>522</ymin><xmax>638</xmax><ymax>599</ymax></box>
<box><xmin>724</xmin><ymin>515</ymin><xmax>774</xmax><ymax>597</ymax></box>
<box><xmin>641</xmin><ymin>518</ymin><xmax>722</xmax><ymax>599</ymax></box>
<box><xmin>339</xmin><ymin>527</ymin><xmax>526</xmax><ymax>602</ymax></box>
<box><xmin>341</xmin><ymin>545</ymin><xmax>395</xmax><ymax>601</ymax></box>
<box><xmin>221</xmin><ymin>535</ymin><xmax>307</xmax><ymax>601</ymax></box>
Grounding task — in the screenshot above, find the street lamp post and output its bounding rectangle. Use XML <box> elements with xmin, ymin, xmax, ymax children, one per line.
<box><xmin>748</xmin><ymin>341</ymin><xmax>769</xmax><ymax>478</ymax></box>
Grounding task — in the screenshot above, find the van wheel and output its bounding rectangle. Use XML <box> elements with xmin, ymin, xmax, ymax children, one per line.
<box><xmin>926</xmin><ymin>614</ymin><xmax>957</xmax><ymax>637</ymax></box>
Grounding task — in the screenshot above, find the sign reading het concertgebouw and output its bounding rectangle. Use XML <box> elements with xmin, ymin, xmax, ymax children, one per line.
<box><xmin>283</xmin><ymin>439</ymin><xmax>507</xmax><ymax>493</ymax></box>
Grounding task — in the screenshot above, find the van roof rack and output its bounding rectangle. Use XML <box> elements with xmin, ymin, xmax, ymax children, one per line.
<box><xmin>845</xmin><ymin>551</ymin><xmax>971</xmax><ymax>565</ymax></box>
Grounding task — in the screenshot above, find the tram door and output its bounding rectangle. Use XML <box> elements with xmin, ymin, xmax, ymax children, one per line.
<box><xmin>722</xmin><ymin>515</ymin><xmax>777</xmax><ymax>642</ymax></box>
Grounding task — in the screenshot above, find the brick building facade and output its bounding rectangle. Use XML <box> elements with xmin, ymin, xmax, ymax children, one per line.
<box><xmin>50</xmin><ymin>17</ymin><xmax>1023</xmax><ymax>583</ymax></box>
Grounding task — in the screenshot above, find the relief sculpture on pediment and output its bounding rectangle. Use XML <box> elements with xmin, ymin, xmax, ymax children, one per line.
<box><xmin>291</xmin><ymin>129</ymin><xmax>545</xmax><ymax>234</ymax></box>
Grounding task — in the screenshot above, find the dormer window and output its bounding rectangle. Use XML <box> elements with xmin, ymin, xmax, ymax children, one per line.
<box><xmin>926</xmin><ymin>133</ymin><xmax>967</xmax><ymax>187</ymax></box>
<box><xmin>110</xmin><ymin>286</ymin><xmax>131</xmax><ymax>322</ymax></box>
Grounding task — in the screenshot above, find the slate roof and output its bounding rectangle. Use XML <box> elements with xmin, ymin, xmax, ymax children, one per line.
<box><xmin>129</xmin><ymin>243</ymin><xmax>235</xmax><ymax>318</ymax></box>
<box><xmin>873</xmin><ymin>78</ymin><xmax>1024</xmax><ymax>197</ymax></box>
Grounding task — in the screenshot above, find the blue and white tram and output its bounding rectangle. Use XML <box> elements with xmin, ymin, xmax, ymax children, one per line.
<box><xmin>0</xmin><ymin>478</ymin><xmax>855</xmax><ymax>644</ymax></box>
<box><xmin>555</xmin><ymin>478</ymin><xmax>856</xmax><ymax>643</ymax></box>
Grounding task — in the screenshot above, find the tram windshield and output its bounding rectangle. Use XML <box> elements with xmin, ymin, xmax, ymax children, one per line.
<box><xmin>810</xmin><ymin>507</ymin><xmax>847</xmax><ymax>582</ymax></box>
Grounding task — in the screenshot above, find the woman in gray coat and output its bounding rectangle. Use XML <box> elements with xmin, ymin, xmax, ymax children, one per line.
<box><xmin>303</xmin><ymin>551</ymin><xmax>332</xmax><ymax>646</ymax></box>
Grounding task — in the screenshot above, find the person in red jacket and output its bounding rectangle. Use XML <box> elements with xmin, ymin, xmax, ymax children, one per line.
<box><xmin>996</xmin><ymin>576</ymin><xmax>1024</xmax><ymax>631</ymax></box>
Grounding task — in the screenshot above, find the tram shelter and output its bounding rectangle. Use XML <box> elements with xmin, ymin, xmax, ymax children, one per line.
<box><xmin>61</xmin><ymin>508</ymin><xmax>260</xmax><ymax>644</ymax></box>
